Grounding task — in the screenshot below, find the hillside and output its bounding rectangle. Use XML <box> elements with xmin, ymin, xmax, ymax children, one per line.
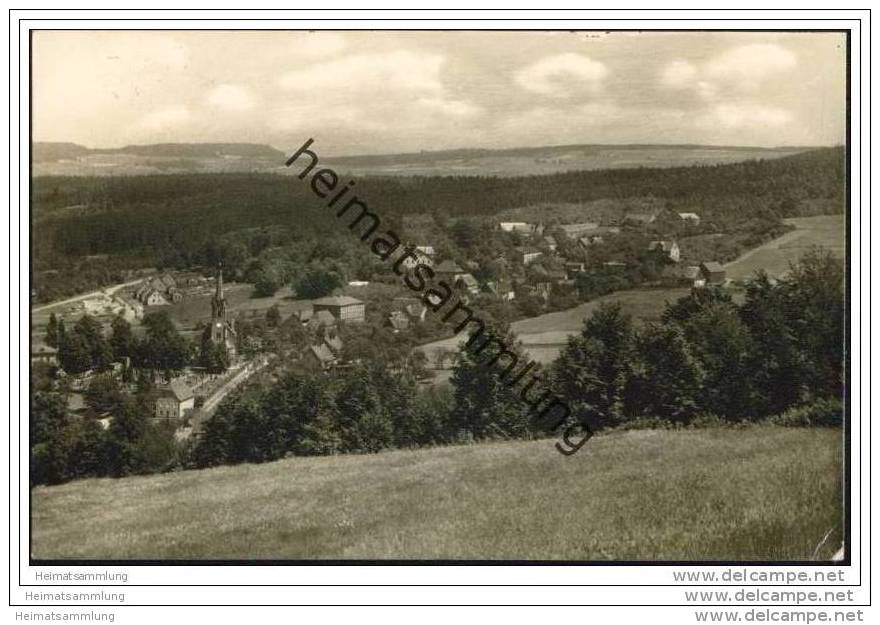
<box><xmin>323</xmin><ymin>144</ymin><xmax>809</xmax><ymax>178</ymax></box>
<box><xmin>31</xmin><ymin>427</ymin><xmax>842</xmax><ymax>561</ymax></box>
<box><xmin>31</xmin><ymin>141</ymin><xmax>809</xmax><ymax>177</ymax></box>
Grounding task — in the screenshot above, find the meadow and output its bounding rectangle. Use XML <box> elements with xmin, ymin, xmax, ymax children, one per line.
<box><xmin>31</xmin><ymin>426</ymin><xmax>842</xmax><ymax>561</ymax></box>
<box><xmin>724</xmin><ymin>215</ymin><xmax>846</xmax><ymax>281</ymax></box>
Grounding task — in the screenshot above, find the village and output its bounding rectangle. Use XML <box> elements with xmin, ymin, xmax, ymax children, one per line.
<box><xmin>30</xmin><ymin>203</ymin><xmax>736</xmax><ymax>444</ymax></box>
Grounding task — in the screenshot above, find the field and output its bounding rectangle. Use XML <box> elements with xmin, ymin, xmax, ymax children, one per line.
<box><xmin>419</xmin><ymin>287</ymin><xmax>693</xmax><ymax>370</ymax></box>
<box><xmin>323</xmin><ymin>145</ymin><xmax>806</xmax><ymax>178</ymax></box>
<box><xmin>32</xmin><ymin>143</ymin><xmax>806</xmax><ymax>178</ymax></box>
<box><xmin>724</xmin><ymin>215</ymin><xmax>846</xmax><ymax>281</ymax></box>
<box><xmin>31</xmin><ymin>426</ymin><xmax>843</xmax><ymax>561</ymax></box>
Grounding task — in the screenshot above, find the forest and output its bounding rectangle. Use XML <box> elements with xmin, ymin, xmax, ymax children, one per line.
<box><xmin>31</xmin><ymin>147</ymin><xmax>845</xmax><ymax>302</ymax></box>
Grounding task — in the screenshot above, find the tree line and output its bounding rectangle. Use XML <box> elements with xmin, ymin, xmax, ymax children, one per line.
<box><xmin>191</xmin><ymin>248</ymin><xmax>844</xmax><ymax>469</ymax></box>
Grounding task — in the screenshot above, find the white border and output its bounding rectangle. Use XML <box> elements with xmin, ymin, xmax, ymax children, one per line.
<box><xmin>6</xmin><ymin>9</ymin><xmax>870</xmax><ymax>612</ymax></box>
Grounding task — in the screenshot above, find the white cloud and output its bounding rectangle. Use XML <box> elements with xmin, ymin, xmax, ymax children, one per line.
<box><xmin>706</xmin><ymin>43</ymin><xmax>797</xmax><ymax>84</ymax></box>
<box><xmin>298</xmin><ymin>32</ymin><xmax>348</xmax><ymax>58</ymax></box>
<box><xmin>514</xmin><ymin>53</ymin><xmax>608</xmax><ymax>97</ymax></box>
<box><xmin>134</xmin><ymin>106</ymin><xmax>191</xmax><ymax>132</ymax></box>
<box><xmin>279</xmin><ymin>50</ymin><xmax>445</xmax><ymax>94</ymax></box>
<box><xmin>206</xmin><ymin>84</ymin><xmax>255</xmax><ymax>112</ymax></box>
<box><xmin>660</xmin><ymin>60</ymin><xmax>697</xmax><ymax>88</ymax></box>
<box><xmin>415</xmin><ymin>97</ymin><xmax>482</xmax><ymax>119</ymax></box>
<box><xmin>699</xmin><ymin>104</ymin><xmax>792</xmax><ymax>129</ymax></box>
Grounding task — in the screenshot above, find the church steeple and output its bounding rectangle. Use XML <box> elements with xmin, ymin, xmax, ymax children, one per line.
<box><xmin>211</xmin><ymin>263</ymin><xmax>227</xmax><ymax>325</ymax></box>
<box><xmin>215</xmin><ymin>263</ymin><xmax>224</xmax><ymax>299</ymax></box>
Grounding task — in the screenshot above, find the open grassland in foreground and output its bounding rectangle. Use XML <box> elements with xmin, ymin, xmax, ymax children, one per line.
<box><xmin>31</xmin><ymin>427</ymin><xmax>842</xmax><ymax>561</ymax></box>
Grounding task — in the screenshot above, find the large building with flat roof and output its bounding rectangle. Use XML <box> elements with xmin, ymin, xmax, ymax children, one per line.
<box><xmin>312</xmin><ymin>295</ymin><xmax>365</xmax><ymax>323</ymax></box>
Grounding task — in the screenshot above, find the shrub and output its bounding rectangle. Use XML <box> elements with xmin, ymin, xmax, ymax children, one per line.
<box><xmin>767</xmin><ymin>398</ymin><xmax>843</xmax><ymax>427</ymax></box>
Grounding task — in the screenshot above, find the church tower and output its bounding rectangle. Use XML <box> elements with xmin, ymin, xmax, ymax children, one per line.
<box><xmin>210</xmin><ymin>265</ymin><xmax>235</xmax><ymax>355</ymax></box>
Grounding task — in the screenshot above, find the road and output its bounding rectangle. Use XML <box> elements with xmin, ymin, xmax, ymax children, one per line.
<box><xmin>32</xmin><ymin>278</ymin><xmax>144</xmax><ymax>314</ymax></box>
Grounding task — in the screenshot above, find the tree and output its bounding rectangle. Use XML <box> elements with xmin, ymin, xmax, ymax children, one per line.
<box><xmin>200</xmin><ymin>328</ymin><xmax>230</xmax><ymax>373</ymax></box>
<box><xmin>787</xmin><ymin>248</ymin><xmax>845</xmax><ymax>398</ymax></box>
<box><xmin>740</xmin><ymin>272</ymin><xmax>809</xmax><ymax>415</ymax></box>
<box><xmin>265</xmin><ymin>304</ymin><xmax>281</xmax><ymax>327</ymax></box>
<box><xmin>58</xmin><ymin>330</ymin><xmax>92</xmax><ymax>374</ymax></box>
<box><xmin>30</xmin><ymin>391</ymin><xmax>68</xmax><ymax>447</ymax></box>
<box><xmin>450</xmin><ymin>324</ymin><xmax>530</xmax><ymax>439</ymax></box>
<box><xmin>110</xmin><ymin>315</ymin><xmax>134</xmax><ymax>361</ymax></box>
<box><xmin>552</xmin><ymin>303</ymin><xmax>634</xmax><ymax>430</ymax></box>
<box><xmin>253</xmin><ymin>266</ymin><xmax>283</xmax><ymax>297</ymax></box>
<box><xmin>73</xmin><ymin>315</ymin><xmax>112</xmax><ymax>370</ymax></box>
<box><xmin>625</xmin><ymin>324</ymin><xmax>703</xmax><ymax>422</ymax></box>
<box><xmin>293</xmin><ymin>263</ymin><xmax>342</xmax><ymax>299</ymax></box>
<box><xmin>45</xmin><ymin>313</ymin><xmax>59</xmax><ymax>348</ymax></box>
<box><xmin>84</xmin><ymin>374</ymin><xmax>124</xmax><ymax>415</ymax></box>
<box><xmin>677</xmin><ymin>301</ymin><xmax>755</xmax><ymax>419</ymax></box>
<box><xmin>137</xmin><ymin>311</ymin><xmax>190</xmax><ymax>374</ymax></box>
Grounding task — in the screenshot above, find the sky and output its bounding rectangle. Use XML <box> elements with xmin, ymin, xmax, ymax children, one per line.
<box><xmin>32</xmin><ymin>30</ymin><xmax>847</xmax><ymax>156</ymax></box>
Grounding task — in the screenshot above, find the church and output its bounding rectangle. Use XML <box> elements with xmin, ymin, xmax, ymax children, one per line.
<box><xmin>210</xmin><ymin>266</ymin><xmax>237</xmax><ymax>358</ymax></box>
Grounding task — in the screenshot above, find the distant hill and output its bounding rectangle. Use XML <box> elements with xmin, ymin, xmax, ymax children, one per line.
<box><xmin>31</xmin><ymin>141</ymin><xmax>286</xmax><ymax>172</ymax></box>
<box><xmin>31</xmin><ymin>141</ymin><xmax>816</xmax><ymax>177</ymax></box>
<box><xmin>32</xmin><ymin>142</ymin><xmax>92</xmax><ymax>162</ymax></box>
<box><xmin>321</xmin><ymin>144</ymin><xmax>813</xmax><ymax>178</ymax></box>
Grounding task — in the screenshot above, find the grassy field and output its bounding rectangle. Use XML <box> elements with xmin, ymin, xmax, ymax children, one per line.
<box><xmin>418</xmin><ymin>287</ymin><xmax>694</xmax><ymax>369</ymax></box>
<box><xmin>724</xmin><ymin>215</ymin><xmax>846</xmax><ymax>281</ymax></box>
<box><xmin>31</xmin><ymin>426</ymin><xmax>842</xmax><ymax>561</ymax></box>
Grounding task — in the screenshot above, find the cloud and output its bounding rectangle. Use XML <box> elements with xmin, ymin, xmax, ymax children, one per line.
<box><xmin>298</xmin><ymin>32</ymin><xmax>348</xmax><ymax>58</ymax></box>
<box><xmin>279</xmin><ymin>50</ymin><xmax>445</xmax><ymax>94</ymax></box>
<box><xmin>415</xmin><ymin>97</ymin><xmax>482</xmax><ymax>119</ymax></box>
<box><xmin>660</xmin><ymin>60</ymin><xmax>697</xmax><ymax>88</ymax></box>
<box><xmin>206</xmin><ymin>84</ymin><xmax>255</xmax><ymax>112</ymax></box>
<box><xmin>514</xmin><ymin>53</ymin><xmax>608</xmax><ymax>97</ymax></box>
<box><xmin>661</xmin><ymin>44</ymin><xmax>798</xmax><ymax>98</ymax></box>
<box><xmin>698</xmin><ymin>103</ymin><xmax>792</xmax><ymax>129</ymax></box>
<box><xmin>134</xmin><ymin>106</ymin><xmax>191</xmax><ymax>133</ymax></box>
<box><xmin>706</xmin><ymin>43</ymin><xmax>797</xmax><ymax>84</ymax></box>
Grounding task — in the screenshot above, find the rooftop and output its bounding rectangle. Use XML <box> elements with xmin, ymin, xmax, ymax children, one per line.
<box><xmin>312</xmin><ymin>295</ymin><xmax>364</xmax><ymax>307</ymax></box>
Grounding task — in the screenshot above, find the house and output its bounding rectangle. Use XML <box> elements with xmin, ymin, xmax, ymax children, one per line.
<box><xmin>386</xmin><ymin>311</ymin><xmax>410</xmax><ymax>332</ymax></box>
<box><xmin>415</xmin><ymin>245</ymin><xmax>435</xmax><ymax>257</ymax></box>
<box><xmin>515</xmin><ymin>247</ymin><xmax>543</xmax><ymax>265</ymax></box>
<box><xmin>306</xmin><ymin>343</ymin><xmax>338</xmax><ymax>370</ymax></box>
<box><xmin>624</xmin><ymin>212</ymin><xmax>657</xmax><ymax>225</ymax></box>
<box><xmin>295</xmin><ymin>309</ymin><xmax>314</xmax><ymax>325</ymax></box>
<box><xmin>559</xmin><ymin>222</ymin><xmax>600</xmax><ymax>238</ymax></box>
<box><xmin>323</xmin><ymin>333</ymin><xmax>343</xmax><ymax>355</ymax></box>
<box><xmin>455</xmin><ymin>273</ymin><xmax>481</xmax><ymax>295</ymax></box>
<box><xmin>499</xmin><ymin>221</ymin><xmax>539</xmax><ymax>234</ymax></box>
<box><xmin>134</xmin><ymin>273</ymin><xmax>178</xmax><ymax>306</ymax></box>
<box><xmin>700</xmin><ymin>261</ymin><xmax>726</xmax><ymax>285</ymax></box>
<box><xmin>603</xmin><ymin>261</ymin><xmax>628</xmax><ymax>272</ymax></box>
<box><xmin>31</xmin><ymin>345</ymin><xmax>58</xmax><ymax>366</ymax></box>
<box><xmin>484</xmin><ymin>281</ymin><xmax>516</xmax><ymax>301</ymax></box>
<box><xmin>578</xmin><ymin>235</ymin><xmax>604</xmax><ymax>250</ymax></box>
<box><xmin>393</xmin><ymin>297</ymin><xmax>427</xmax><ymax>322</ymax></box>
<box><xmin>312</xmin><ymin>295</ymin><xmax>365</xmax><ymax>323</ymax></box>
<box><xmin>113</xmin><ymin>296</ymin><xmax>144</xmax><ymax>321</ymax></box>
<box><xmin>678</xmin><ymin>212</ymin><xmax>701</xmax><ymax>224</ymax></box>
<box><xmin>564</xmin><ymin>262</ymin><xmax>586</xmax><ymax>279</ymax></box>
<box><xmin>154</xmin><ymin>380</ymin><xmax>195</xmax><ymax>420</ymax></box>
<box><xmin>663</xmin><ymin>265</ymin><xmax>701</xmax><ymax>281</ymax></box>
<box><xmin>434</xmin><ymin>260</ymin><xmax>466</xmax><ymax>282</ymax></box>
<box><xmin>143</xmin><ymin>289</ymin><xmax>169</xmax><ymax>306</ymax></box>
<box><xmin>649</xmin><ymin>240</ymin><xmax>681</xmax><ymax>263</ymax></box>
<box><xmin>543</xmin><ymin>236</ymin><xmax>558</xmax><ymax>252</ymax></box>
<box><xmin>308</xmin><ymin>309</ymin><xmax>339</xmax><ymax>330</ymax></box>
<box><xmin>544</xmin><ymin>269</ymin><xmax>568</xmax><ymax>284</ymax></box>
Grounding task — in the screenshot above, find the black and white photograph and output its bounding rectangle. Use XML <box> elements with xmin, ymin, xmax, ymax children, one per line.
<box><xmin>26</xmin><ymin>27</ymin><xmax>850</xmax><ymax>567</ymax></box>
